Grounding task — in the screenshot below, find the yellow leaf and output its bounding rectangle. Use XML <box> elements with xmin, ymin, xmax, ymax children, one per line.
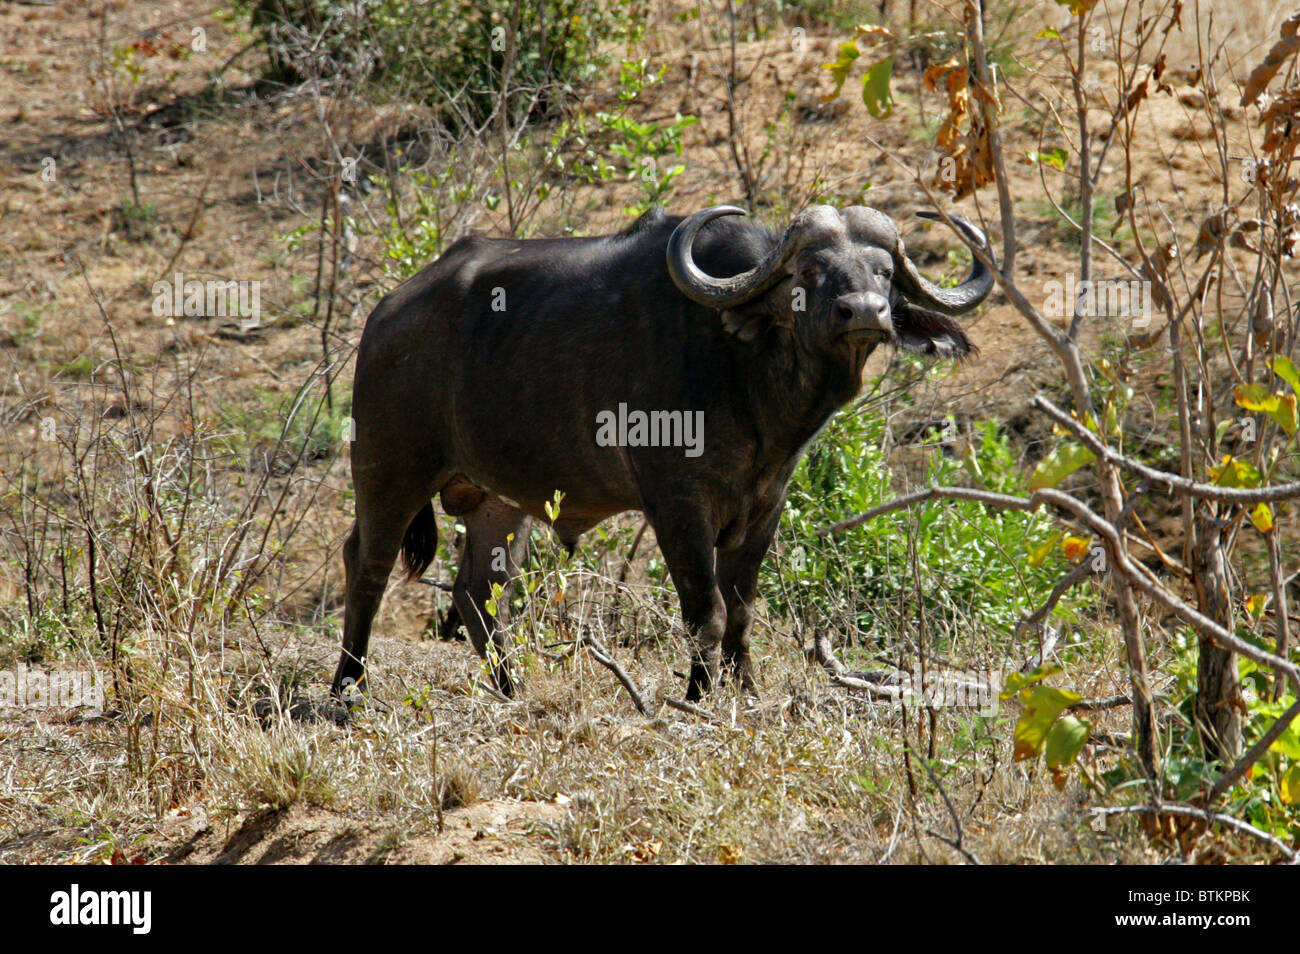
<box><xmin>1250</xmin><ymin>502</ymin><xmax>1274</xmax><ymax>533</ymax></box>
<box><xmin>1280</xmin><ymin>764</ymin><xmax>1300</xmax><ymax>805</ymax></box>
<box><xmin>1026</xmin><ymin>532</ymin><xmax>1063</xmax><ymax>568</ymax></box>
<box><xmin>1245</xmin><ymin>593</ymin><xmax>1267</xmax><ymax>619</ymax></box>
<box><xmin>1062</xmin><ymin>536</ymin><xmax>1092</xmax><ymax>562</ymax></box>
<box><xmin>1029</xmin><ymin>442</ymin><xmax>1096</xmax><ymax>490</ymax></box>
<box><xmin>854</xmin><ymin>23</ymin><xmax>894</xmax><ymax>41</ymax></box>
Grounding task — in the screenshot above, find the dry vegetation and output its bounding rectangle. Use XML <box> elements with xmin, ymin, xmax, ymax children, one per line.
<box><xmin>1</xmin><ymin>0</ymin><xmax>1298</xmax><ymax>864</ymax></box>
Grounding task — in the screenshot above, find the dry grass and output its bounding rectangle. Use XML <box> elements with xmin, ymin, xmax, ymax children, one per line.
<box><xmin>0</xmin><ymin>609</ymin><xmax>1158</xmax><ymax>865</ymax></box>
<box><xmin>1</xmin><ymin>0</ymin><xmax>1297</xmax><ymax>865</ymax></box>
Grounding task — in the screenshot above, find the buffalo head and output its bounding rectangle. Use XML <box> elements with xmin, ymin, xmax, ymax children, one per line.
<box><xmin>666</xmin><ymin>204</ymin><xmax>993</xmax><ymax>359</ymax></box>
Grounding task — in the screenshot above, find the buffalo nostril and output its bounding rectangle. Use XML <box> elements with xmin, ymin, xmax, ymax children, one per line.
<box><xmin>835</xmin><ymin>301</ymin><xmax>855</xmax><ymax>322</ymax></box>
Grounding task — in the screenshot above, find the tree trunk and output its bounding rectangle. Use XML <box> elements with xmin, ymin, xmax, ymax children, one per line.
<box><xmin>1192</xmin><ymin>511</ymin><xmax>1243</xmax><ymax>762</ymax></box>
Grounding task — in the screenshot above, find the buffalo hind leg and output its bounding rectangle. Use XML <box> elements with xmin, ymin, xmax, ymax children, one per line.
<box><xmin>649</xmin><ymin>503</ymin><xmax>726</xmax><ymax>702</ymax></box>
<box><xmin>715</xmin><ymin>504</ymin><xmax>783</xmax><ymax>696</ymax></box>
<box><xmin>452</xmin><ymin>496</ymin><xmax>531</xmax><ymax>695</ymax></box>
<box><xmin>331</xmin><ymin>488</ymin><xmax>438</xmax><ymax>703</ymax></box>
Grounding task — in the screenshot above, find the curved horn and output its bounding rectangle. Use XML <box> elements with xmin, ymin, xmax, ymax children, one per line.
<box><xmin>667</xmin><ymin>205</ymin><xmax>805</xmax><ymax>309</ymax></box>
<box><xmin>847</xmin><ymin>207</ymin><xmax>994</xmax><ymax>315</ymax></box>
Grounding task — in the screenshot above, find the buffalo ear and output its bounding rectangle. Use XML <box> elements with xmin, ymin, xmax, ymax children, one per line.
<box><xmin>720</xmin><ymin>279</ymin><xmax>796</xmax><ymax>342</ymax></box>
<box><xmin>894</xmin><ymin>300</ymin><xmax>976</xmax><ymax>358</ymax></box>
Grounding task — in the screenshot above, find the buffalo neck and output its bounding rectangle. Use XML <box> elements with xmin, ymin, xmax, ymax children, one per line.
<box><xmin>741</xmin><ymin>327</ymin><xmax>869</xmax><ymax>462</ymax></box>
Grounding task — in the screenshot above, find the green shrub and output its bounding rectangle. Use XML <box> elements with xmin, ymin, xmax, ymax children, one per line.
<box><xmin>241</xmin><ymin>0</ymin><xmax>636</xmax><ymax>126</ymax></box>
<box><xmin>764</xmin><ymin>400</ymin><xmax>1080</xmax><ymax>660</ymax></box>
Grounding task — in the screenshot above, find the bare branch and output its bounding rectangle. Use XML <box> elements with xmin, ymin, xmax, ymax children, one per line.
<box><xmin>1034</xmin><ymin>396</ymin><xmax>1300</xmax><ymax>503</ymax></box>
<box><xmin>1209</xmin><ymin>696</ymin><xmax>1300</xmax><ymax>801</ymax></box>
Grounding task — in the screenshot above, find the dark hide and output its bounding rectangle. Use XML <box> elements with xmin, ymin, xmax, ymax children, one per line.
<box><xmin>331</xmin><ymin>205</ymin><xmax>990</xmax><ymax>703</ymax></box>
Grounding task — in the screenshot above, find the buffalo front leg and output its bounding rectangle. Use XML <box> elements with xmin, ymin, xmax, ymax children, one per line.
<box><xmin>650</xmin><ymin>505</ymin><xmax>727</xmax><ymax>702</ymax></box>
<box><xmin>452</xmin><ymin>496</ymin><xmax>532</xmax><ymax>695</ymax></box>
<box><xmin>712</xmin><ymin>519</ymin><xmax>780</xmax><ymax>696</ymax></box>
<box><xmin>715</xmin><ymin>501</ymin><xmax>784</xmax><ymax>694</ymax></box>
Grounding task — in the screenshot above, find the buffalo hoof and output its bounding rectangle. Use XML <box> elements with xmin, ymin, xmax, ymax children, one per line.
<box><xmin>684</xmin><ymin>661</ymin><xmax>718</xmax><ymax>702</ymax></box>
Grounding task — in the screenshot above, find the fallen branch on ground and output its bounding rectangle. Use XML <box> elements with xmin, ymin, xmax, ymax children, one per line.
<box><xmin>1092</xmin><ymin>804</ymin><xmax>1297</xmax><ymax>862</ymax></box>
<box><xmin>581</xmin><ymin>635</ymin><xmax>650</xmax><ymax>715</ymax></box>
<box><xmin>664</xmin><ymin>697</ymin><xmax>726</xmax><ymax>724</ymax></box>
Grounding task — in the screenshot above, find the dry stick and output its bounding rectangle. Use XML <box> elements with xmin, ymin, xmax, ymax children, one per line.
<box><xmin>664</xmin><ymin>697</ymin><xmax>726</xmax><ymax>724</ymax></box>
<box><xmin>1209</xmin><ymin>696</ymin><xmax>1300</xmax><ymax>801</ymax></box>
<box><xmin>1016</xmin><ymin>483</ymin><xmax>1149</xmax><ymax>652</ymax></box>
<box><xmin>1268</xmin><ymin>530</ymin><xmax>1292</xmax><ymax>702</ymax></box>
<box><xmin>810</xmin><ymin>628</ymin><xmax>1000</xmax><ymax>703</ymax></box>
<box><xmin>157</xmin><ymin>169</ymin><xmax>214</xmax><ymax>284</ymax></box>
<box><xmin>618</xmin><ymin>519</ymin><xmax>648</xmax><ymax>585</ymax></box>
<box><xmin>807</xmin><ymin>629</ymin><xmax>902</xmax><ymax>700</ymax></box>
<box><xmin>1034</xmin><ymin>395</ymin><xmax>1300</xmax><ymax>503</ymax></box>
<box><xmin>1014</xmin><ymin>551</ymin><xmax>1096</xmax><ymax>645</ymax></box>
<box><xmin>1069</xmin><ymin>694</ymin><xmax>1133</xmax><ymax>712</ymax></box>
<box><xmin>581</xmin><ymin>635</ymin><xmax>650</xmax><ymax>715</ymax></box>
<box><xmin>1093</xmin><ymin>804</ymin><xmax>1296</xmax><ymax>862</ymax></box>
<box><xmin>917</xmin><ymin>754</ymin><xmax>981</xmax><ymax>865</ymax></box>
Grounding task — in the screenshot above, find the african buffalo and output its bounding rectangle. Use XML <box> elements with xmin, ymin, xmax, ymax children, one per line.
<box><xmin>331</xmin><ymin>203</ymin><xmax>992</xmax><ymax>703</ymax></box>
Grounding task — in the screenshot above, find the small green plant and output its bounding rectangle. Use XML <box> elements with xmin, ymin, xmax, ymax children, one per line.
<box><xmin>115</xmin><ymin>198</ymin><xmax>158</xmax><ymax>241</ymax></box>
<box><xmin>1000</xmin><ymin>664</ymin><xmax>1091</xmax><ymax>789</ymax></box>
<box><xmin>597</xmin><ymin>61</ymin><xmax>698</xmax><ymax>215</ymax></box>
<box><xmin>218</xmin><ymin>385</ymin><xmax>353</xmax><ymax>466</ymax></box>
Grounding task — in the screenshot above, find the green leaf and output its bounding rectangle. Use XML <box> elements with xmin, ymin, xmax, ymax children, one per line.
<box><xmin>1210</xmin><ymin>455</ymin><xmax>1263</xmax><ymax>488</ymax></box>
<box><xmin>861</xmin><ymin>56</ymin><xmax>895</xmax><ymax>119</ymax></box>
<box><xmin>1013</xmin><ymin>685</ymin><xmax>1082</xmax><ymax>761</ymax></box>
<box><xmin>1028</xmin><ymin>442</ymin><xmax>1096</xmax><ymax>490</ymax></box>
<box><xmin>1035</xmin><ymin>26</ymin><xmax>1061</xmax><ymax>38</ymax></box>
<box><xmin>1270</xmin><ymin>720</ymin><xmax>1300</xmax><ymax>760</ymax></box>
<box><xmin>1044</xmin><ymin>714</ymin><xmax>1092</xmax><ymax>770</ymax></box>
<box><xmin>1269</xmin><ymin>354</ymin><xmax>1300</xmax><ymax>394</ymax></box>
<box><xmin>1026</xmin><ymin>147</ymin><xmax>1069</xmax><ymax>170</ymax></box>
<box><xmin>821</xmin><ymin>41</ymin><xmax>860</xmax><ymax>103</ymax></box>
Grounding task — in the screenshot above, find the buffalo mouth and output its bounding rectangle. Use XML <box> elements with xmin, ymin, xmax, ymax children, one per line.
<box><xmin>837</xmin><ymin>317</ymin><xmax>894</xmax><ymax>344</ymax></box>
<box><xmin>839</xmin><ymin>327</ymin><xmax>891</xmax><ymax>343</ymax></box>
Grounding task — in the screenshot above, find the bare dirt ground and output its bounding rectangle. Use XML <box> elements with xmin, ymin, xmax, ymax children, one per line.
<box><xmin>0</xmin><ymin>0</ymin><xmax>1293</xmax><ymax>864</ymax></box>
